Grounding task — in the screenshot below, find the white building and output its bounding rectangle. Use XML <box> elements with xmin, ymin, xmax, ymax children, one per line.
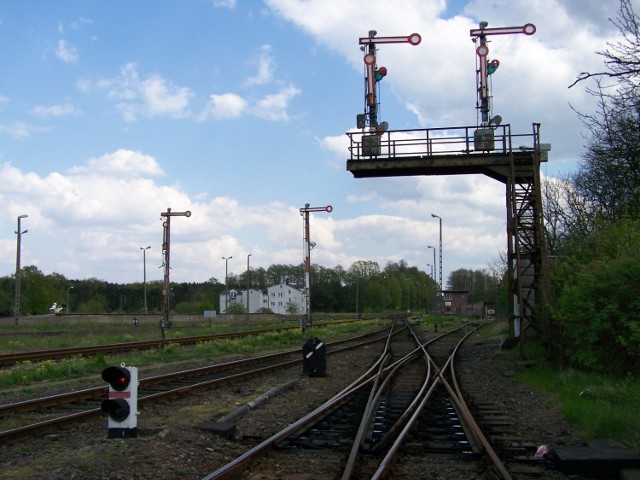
<box><xmin>265</xmin><ymin>282</ymin><xmax>304</xmax><ymax>315</ymax></box>
<box><xmin>219</xmin><ymin>281</ymin><xmax>304</xmax><ymax>315</ymax></box>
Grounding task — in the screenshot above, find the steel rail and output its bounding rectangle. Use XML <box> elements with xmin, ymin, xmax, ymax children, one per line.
<box><xmin>201</xmin><ymin>325</ymin><xmax>403</xmax><ymax>480</ymax></box>
<box><xmin>370</xmin><ymin>321</ymin><xmax>514</xmax><ymax>480</ymax></box>
<box><xmin>443</xmin><ymin>327</ymin><xmax>513</xmax><ymax>480</ymax></box>
<box><xmin>0</xmin><ymin>331</ymin><xmax>390</xmax><ymax>443</ymax></box>
<box><xmin>201</xmin><ymin>319</ymin><xmax>496</xmax><ymax>480</ymax></box>
<box><xmin>0</xmin><ymin>327</ymin><xmax>295</xmax><ymax>366</ymax></box>
<box><xmin>0</xmin><ymin>327</ymin><xmax>390</xmax><ymax>417</ymax></box>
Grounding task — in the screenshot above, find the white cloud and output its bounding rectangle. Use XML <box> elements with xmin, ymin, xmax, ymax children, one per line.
<box><xmin>211</xmin><ymin>0</ymin><xmax>236</xmax><ymax>8</ymax></box>
<box><xmin>200</xmin><ymin>85</ymin><xmax>300</xmax><ymax>122</ymax></box>
<box><xmin>68</xmin><ymin>149</ymin><xmax>165</xmax><ymax>178</ymax></box>
<box><xmin>244</xmin><ymin>44</ymin><xmax>275</xmax><ymax>86</ymax></box>
<box><xmin>140</xmin><ymin>75</ymin><xmax>193</xmax><ymax>117</ymax></box>
<box><xmin>200</xmin><ymin>93</ymin><xmax>248</xmax><ymax>120</ymax></box>
<box><xmin>0</xmin><ymin>121</ymin><xmax>49</xmax><ymax>140</ymax></box>
<box><xmin>55</xmin><ymin>39</ymin><xmax>78</xmax><ymax>64</ymax></box>
<box><xmin>81</xmin><ymin>63</ymin><xmax>194</xmax><ymax>121</ymax></box>
<box><xmin>31</xmin><ymin>103</ymin><xmax>82</xmax><ymax>117</ymax></box>
<box><xmin>252</xmin><ymin>84</ymin><xmax>301</xmax><ymax>121</ymax></box>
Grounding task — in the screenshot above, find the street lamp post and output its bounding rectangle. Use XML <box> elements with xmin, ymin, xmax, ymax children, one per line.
<box><xmin>383</xmin><ymin>275</ymin><xmax>387</xmax><ymax>313</ymax></box>
<box><xmin>246</xmin><ymin>253</ymin><xmax>252</xmax><ymax>316</ymax></box>
<box><xmin>427</xmin><ymin>246</ymin><xmax>436</xmax><ymax>281</ymax></box>
<box><xmin>66</xmin><ymin>286</ymin><xmax>74</xmax><ymax>314</ymax></box>
<box><xmin>14</xmin><ymin>214</ymin><xmax>28</xmax><ymax>326</ymax></box>
<box><xmin>430</xmin><ymin>214</ymin><xmax>443</xmax><ymax>293</ymax></box>
<box><xmin>222</xmin><ymin>256</ymin><xmax>232</xmax><ymax>313</ymax></box>
<box><xmin>140</xmin><ymin>246</ymin><xmax>151</xmax><ymax>313</ymax></box>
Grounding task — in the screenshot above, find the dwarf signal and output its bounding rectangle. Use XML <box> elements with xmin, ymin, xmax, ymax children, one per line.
<box><xmin>101</xmin><ymin>364</ymin><xmax>138</xmax><ymax>438</ymax></box>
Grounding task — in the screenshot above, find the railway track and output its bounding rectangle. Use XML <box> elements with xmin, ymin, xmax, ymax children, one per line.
<box><xmin>201</xmin><ymin>319</ymin><xmax>523</xmax><ymax>480</ymax></box>
<box><xmin>0</xmin><ymin>329</ymin><xmax>389</xmax><ymax>443</ymax></box>
<box><xmin>0</xmin><ymin>326</ymin><xmax>298</xmax><ymax>367</ymax></box>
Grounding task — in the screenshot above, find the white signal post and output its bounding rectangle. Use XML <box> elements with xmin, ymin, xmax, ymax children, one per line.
<box><xmin>470</xmin><ymin>22</ymin><xmax>536</xmax><ymax>126</ymax></box>
<box><xmin>358</xmin><ymin>30</ymin><xmax>421</xmax><ymax>133</ymax></box>
<box><xmin>299</xmin><ymin>204</ymin><xmax>333</xmax><ymax>332</ymax></box>
<box><xmin>160</xmin><ymin>208</ymin><xmax>191</xmax><ymax>339</ymax></box>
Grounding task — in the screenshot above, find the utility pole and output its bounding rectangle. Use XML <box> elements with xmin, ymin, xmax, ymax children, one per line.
<box><xmin>14</xmin><ymin>214</ymin><xmax>28</xmax><ymax>326</ymax></box>
<box><xmin>246</xmin><ymin>253</ymin><xmax>252</xmax><ymax>319</ymax></box>
<box><xmin>140</xmin><ymin>246</ymin><xmax>150</xmax><ymax>313</ymax></box>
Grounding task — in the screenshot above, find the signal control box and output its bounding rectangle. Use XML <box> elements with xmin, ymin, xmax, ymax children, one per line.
<box><xmin>474</xmin><ymin>128</ymin><xmax>495</xmax><ymax>151</ymax></box>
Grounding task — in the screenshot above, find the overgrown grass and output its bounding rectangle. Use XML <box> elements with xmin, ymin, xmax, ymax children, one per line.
<box><xmin>0</xmin><ymin>319</ymin><xmax>387</xmax><ymax>390</ymax></box>
<box><xmin>519</xmin><ymin>363</ymin><xmax>640</xmax><ymax>452</ymax></box>
<box><xmin>0</xmin><ymin>320</ymin><xmax>306</xmax><ymax>353</ymax></box>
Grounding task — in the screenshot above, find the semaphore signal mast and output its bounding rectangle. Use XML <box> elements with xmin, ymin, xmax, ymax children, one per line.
<box><xmin>470</xmin><ymin>22</ymin><xmax>536</xmax><ymax>126</ymax></box>
<box><xmin>357</xmin><ymin>30</ymin><xmax>421</xmax><ymax>156</ymax></box>
<box><xmin>470</xmin><ymin>21</ymin><xmax>536</xmax><ymax>151</ymax></box>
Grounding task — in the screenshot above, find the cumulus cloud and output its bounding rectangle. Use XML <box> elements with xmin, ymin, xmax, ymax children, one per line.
<box><xmin>244</xmin><ymin>45</ymin><xmax>275</xmax><ymax>86</ymax></box>
<box><xmin>200</xmin><ymin>93</ymin><xmax>248</xmax><ymax>120</ymax></box>
<box><xmin>80</xmin><ymin>62</ymin><xmax>194</xmax><ymax>121</ymax></box>
<box><xmin>68</xmin><ymin>149</ymin><xmax>165</xmax><ymax>178</ymax></box>
<box><xmin>55</xmin><ymin>39</ymin><xmax>78</xmax><ymax>64</ymax></box>
<box><xmin>252</xmin><ymin>84</ymin><xmax>301</xmax><ymax>121</ymax></box>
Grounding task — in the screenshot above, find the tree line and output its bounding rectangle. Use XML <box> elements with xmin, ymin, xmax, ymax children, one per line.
<box><xmin>1</xmin><ymin>260</ymin><xmax>501</xmax><ymax>319</ymax></box>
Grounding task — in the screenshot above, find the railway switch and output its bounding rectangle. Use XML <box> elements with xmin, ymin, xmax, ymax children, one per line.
<box><xmin>101</xmin><ymin>364</ymin><xmax>138</xmax><ymax>438</ymax></box>
<box><xmin>302</xmin><ymin>337</ymin><xmax>326</xmax><ymax>377</ymax></box>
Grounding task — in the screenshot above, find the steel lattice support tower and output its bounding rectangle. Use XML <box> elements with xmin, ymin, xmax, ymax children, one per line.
<box><xmin>346</xmin><ymin>123</ymin><xmax>551</xmax><ymax>357</ymax></box>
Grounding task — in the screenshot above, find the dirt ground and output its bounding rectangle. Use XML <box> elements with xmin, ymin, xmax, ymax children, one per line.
<box><xmin>0</xmin><ymin>325</ymin><xmax>587</xmax><ymax>479</ymax></box>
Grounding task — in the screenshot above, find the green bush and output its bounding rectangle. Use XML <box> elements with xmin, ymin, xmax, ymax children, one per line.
<box><xmin>225</xmin><ymin>302</ymin><xmax>246</xmax><ymax>314</ymax></box>
<box><xmin>557</xmin><ymin>256</ymin><xmax>640</xmax><ymax>374</ymax></box>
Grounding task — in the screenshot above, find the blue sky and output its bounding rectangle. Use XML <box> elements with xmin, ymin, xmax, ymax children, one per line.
<box><xmin>0</xmin><ymin>0</ymin><xmax>627</xmax><ymax>285</ymax></box>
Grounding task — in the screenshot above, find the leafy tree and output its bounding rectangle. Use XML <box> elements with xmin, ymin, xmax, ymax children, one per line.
<box><xmin>557</xmin><ymin>257</ymin><xmax>640</xmax><ymax>374</ymax></box>
<box><xmin>348</xmin><ymin>260</ymin><xmax>380</xmax><ymax>278</ymax></box>
<box><xmin>446</xmin><ymin>268</ymin><xmax>499</xmax><ymax>303</ymax></box>
<box><xmin>284</xmin><ymin>299</ymin><xmax>300</xmax><ymax>314</ymax></box>
<box><xmin>570</xmin><ymin>0</ymin><xmax>640</xmax><ymax>96</ymax></box>
<box><xmin>568</xmin><ymin>0</ymin><xmax>640</xmax><ymax>225</ymax></box>
<box><xmin>225</xmin><ymin>302</ymin><xmax>245</xmax><ymax>314</ymax></box>
<box><xmin>552</xmin><ymin>219</ymin><xmax>640</xmax><ymax>373</ymax></box>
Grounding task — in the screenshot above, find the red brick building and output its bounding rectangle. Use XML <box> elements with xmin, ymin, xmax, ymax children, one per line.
<box><xmin>442</xmin><ymin>289</ymin><xmax>469</xmax><ymax>314</ymax></box>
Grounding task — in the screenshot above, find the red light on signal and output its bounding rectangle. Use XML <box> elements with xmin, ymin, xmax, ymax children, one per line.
<box><xmin>101</xmin><ymin>365</ymin><xmax>138</xmax><ymax>438</ymax></box>
<box><xmin>375</xmin><ymin>67</ymin><xmax>388</xmax><ymax>82</ymax></box>
<box><xmin>102</xmin><ymin>366</ymin><xmax>131</xmax><ymax>392</ymax></box>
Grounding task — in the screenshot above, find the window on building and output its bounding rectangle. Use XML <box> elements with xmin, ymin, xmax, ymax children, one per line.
<box><xmin>444</xmin><ymin>293</ymin><xmax>452</xmax><ymax>300</ymax></box>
